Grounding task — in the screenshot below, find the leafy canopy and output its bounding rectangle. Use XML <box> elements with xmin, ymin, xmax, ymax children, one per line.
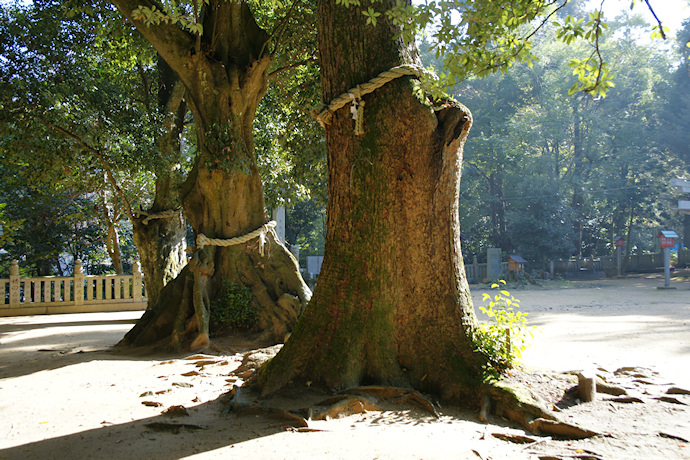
<box><xmin>330</xmin><ymin>0</ymin><xmax>672</xmax><ymax>98</ymax></box>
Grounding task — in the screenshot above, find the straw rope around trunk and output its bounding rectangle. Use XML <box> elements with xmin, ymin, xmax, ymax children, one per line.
<box><xmin>196</xmin><ymin>221</ymin><xmax>277</xmax><ymax>257</ymax></box>
<box><xmin>137</xmin><ymin>208</ymin><xmax>183</xmax><ymax>225</ymax></box>
<box><xmin>313</xmin><ymin>64</ymin><xmax>436</xmax><ymax>135</ymax></box>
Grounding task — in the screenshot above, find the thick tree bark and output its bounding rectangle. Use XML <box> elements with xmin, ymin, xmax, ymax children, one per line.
<box><xmin>113</xmin><ymin>0</ymin><xmax>309</xmax><ymax>349</ymax></box>
<box><xmin>256</xmin><ymin>0</ymin><xmax>488</xmax><ymax>404</ymax></box>
<box><xmin>131</xmin><ymin>212</ymin><xmax>186</xmax><ymax>309</ymax></box>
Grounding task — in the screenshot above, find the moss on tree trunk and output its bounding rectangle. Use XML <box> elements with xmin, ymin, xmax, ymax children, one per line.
<box><xmin>256</xmin><ymin>0</ymin><xmax>487</xmax><ymax>403</ymax></box>
<box><xmin>113</xmin><ymin>0</ymin><xmax>310</xmax><ymax>350</ymax></box>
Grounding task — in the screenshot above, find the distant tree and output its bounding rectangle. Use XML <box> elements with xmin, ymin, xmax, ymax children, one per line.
<box><xmin>660</xmin><ymin>18</ymin><xmax>690</xmax><ymax>246</ymax></box>
<box><xmin>507</xmin><ymin>176</ymin><xmax>576</xmax><ymax>261</ymax></box>
<box><xmin>0</xmin><ymin>2</ymin><xmax>189</xmax><ymax>301</ymax></box>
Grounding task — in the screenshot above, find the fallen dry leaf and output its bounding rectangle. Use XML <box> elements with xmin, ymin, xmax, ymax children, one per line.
<box><xmin>142</xmin><ymin>401</ymin><xmax>162</xmax><ymax>407</ymax></box>
<box><xmin>173</xmin><ymin>382</ymin><xmax>193</xmax><ymax>388</ymax></box>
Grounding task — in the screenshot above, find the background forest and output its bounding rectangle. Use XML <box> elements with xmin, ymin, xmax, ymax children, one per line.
<box><xmin>1</xmin><ymin>0</ymin><xmax>689</xmax><ymax>276</ymax></box>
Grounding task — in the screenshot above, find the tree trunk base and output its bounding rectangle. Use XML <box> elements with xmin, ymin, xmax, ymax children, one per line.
<box><xmin>117</xmin><ymin>232</ymin><xmax>310</xmax><ymax>351</ymax></box>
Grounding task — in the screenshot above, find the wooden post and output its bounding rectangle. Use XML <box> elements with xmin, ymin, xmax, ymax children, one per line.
<box><xmin>73</xmin><ymin>260</ymin><xmax>84</xmax><ymax>305</ymax></box>
<box><xmin>663</xmin><ymin>246</ymin><xmax>672</xmax><ymax>289</ymax></box>
<box><xmin>9</xmin><ymin>260</ymin><xmax>20</xmax><ymax>307</ymax></box>
<box><xmin>133</xmin><ymin>260</ymin><xmax>143</xmax><ymax>303</ymax></box>
<box><xmin>577</xmin><ymin>370</ymin><xmax>597</xmax><ymax>402</ymax></box>
<box><xmin>471</xmin><ymin>255</ymin><xmax>478</xmax><ymax>281</ymax></box>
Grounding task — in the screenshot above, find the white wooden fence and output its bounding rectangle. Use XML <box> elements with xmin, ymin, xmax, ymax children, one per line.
<box><xmin>1</xmin><ymin>259</ymin><xmax>147</xmax><ymax>316</ymax></box>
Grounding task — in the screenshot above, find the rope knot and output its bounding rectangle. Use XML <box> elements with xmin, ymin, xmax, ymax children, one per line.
<box><xmin>140</xmin><ymin>207</ymin><xmax>183</xmax><ymax>225</ymax></box>
<box><xmin>312</xmin><ymin>64</ymin><xmax>436</xmax><ymax>136</ymax></box>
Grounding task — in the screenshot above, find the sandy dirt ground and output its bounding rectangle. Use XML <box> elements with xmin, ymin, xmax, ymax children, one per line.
<box><xmin>0</xmin><ymin>273</ymin><xmax>689</xmax><ymax>460</ymax></box>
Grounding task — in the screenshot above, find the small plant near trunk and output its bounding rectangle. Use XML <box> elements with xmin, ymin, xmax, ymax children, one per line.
<box><xmin>211</xmin><ymin>280</ymin><xmax>257</xmax><ymax>329</ymax></box>
<box><xmin>474</xmin><ymin>280</ymin><xmax>535</xmax><ymax>374</ymax></box>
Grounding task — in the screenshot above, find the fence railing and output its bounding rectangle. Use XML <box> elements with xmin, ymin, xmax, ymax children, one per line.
<box><xmin>464</xmin><ymin>248</ymin><xmax>690</xmax><ymax>282</ymax></box>
<box><xmin>548</xmin><ymin>251</ymin><xmax>672</xmax><ymax>276</ymax></box>
<box><xmin>464</xmin><ymin>260</ymin><xmax>509</xmax><ymax>282</ymax></box>
<box><xmin>1</xmin><ymin>259</ymin><xmax>147</xmax><ymax>316</ymax></box>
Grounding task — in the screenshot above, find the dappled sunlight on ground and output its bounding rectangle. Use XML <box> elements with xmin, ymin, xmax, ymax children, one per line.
<box><xmin>0</xmin><ymin>274</ymin><xmax>688</xmax><ymax>459</ymax></box>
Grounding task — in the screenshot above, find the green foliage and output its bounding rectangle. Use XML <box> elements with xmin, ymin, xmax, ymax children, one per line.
<box><xmin>506</xmin><ymin>176</ymin><xmax>577</xmax><ymax>261</ymax></box>
<box><xmin>474</xmin><ymin>281</ymin><xmax>535</xmax><ymax>373</ymax></box>
<box><xmin>256</xmin><ymin>38</ymin><xmax>326</xmax><ymax>207</ymax></box>
<box><xmin>0</xmin><ymin>203</ymin><xmax>22</xmax><ymax>248</ymax></box>
<box><xmin>132</xmin><ymin>1</ymin><xmax>209</xmax><ymax>36</ymax></box>
<box><xmin>567</xmin><ymin>57</ymin><xmax>614</xmax><ymax>97</ymax></box>
<box><xmin>446</xmin><ymin>12</ymin><xmax>683</xmax><ymax>261</ymax></box>
<box><xmin>284</xmin><ymin>198</ymin><xmax>326</xmax><ymax>266</ymax></box>
<box><xmin>382</xmin><ymin>0</ymin><xmax>672</xmax><ymax>97</ymax></box>
<box><xmin>362</xmin><ymin>5</ymin><xmax>381</xmax><ymax>26</ymax></box>
<box><xmin>211</xmin><ymin>281</ymin><xmax>258</xmax><ymax>329</ymax></box>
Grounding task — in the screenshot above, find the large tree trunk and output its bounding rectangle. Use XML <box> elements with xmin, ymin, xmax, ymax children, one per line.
<box><xmin>113</xmin><ymin>0</ymin><xmax>310</xmax><ymax>350</ymax></box>
<box><xmin>256</xmin><ymin>0</ymin><xmax>488</xmax><ymax>404</ymax></box>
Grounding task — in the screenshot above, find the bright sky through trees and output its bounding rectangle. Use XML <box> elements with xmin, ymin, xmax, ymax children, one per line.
<box><xmin>594</xmin><ymin>0</ymin><xmax>689</xmax><ymax>35</ymax></box>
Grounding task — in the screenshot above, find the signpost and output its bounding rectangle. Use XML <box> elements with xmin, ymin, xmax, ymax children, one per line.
<box><xmin>657</xmin><ymin>230</ymin><xmax>678</xmax><ymax>290</ymax></box>
<box><xmin>614</xmin><ymin>236</ymin><xmax>625</xmax><ymax>276</ymax></box>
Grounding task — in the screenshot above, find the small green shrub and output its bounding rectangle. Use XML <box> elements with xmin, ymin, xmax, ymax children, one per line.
<box><xmin>474</xmin><ymin>280</ymin><xmax>536</xmax><ymax>373</ymax></box>
<box><xmin>211</xmin><ymin>280</ymin><xmax>257</xmax><ymax>329</ymax></box>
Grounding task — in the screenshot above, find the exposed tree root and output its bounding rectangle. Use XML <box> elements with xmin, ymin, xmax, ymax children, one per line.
<box><xmin>309</xmin><ymin>395</ymin><xmax>382</xmax><ymax>420</ymax></box>
<box><xmin>222</xmin><ymin>384</ymin><xmax>309</xmax><ymax>427</ymax></box>
<box><xmin>344</xmin><ymin>386</ymin><xmax>440</xmax><ymax>419</ymax></box>
<box><xmin>528</xmin><ymin>418</ymin><xmax>599</xmax><ymax>439</ymax></box>
<box><xmin>491</xmin><ymin>432</ymin><xmax>537</xmax><ymax>444</ymax></box>
<box><xmin>484</xmin><ymin>381</ymin><xmax>600</xmax><ymax>440</ymax></box>
<box><xmin>667</xmin><ymin>387</ymin><xmax>690</xmax><ymax>395</ymax></box>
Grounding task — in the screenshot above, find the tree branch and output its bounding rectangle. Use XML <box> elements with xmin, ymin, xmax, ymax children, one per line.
<box><xmin>136</xmin><ymin>60</ymin><xmax>152</xmax><ymax>113</ymax></box>
<box><xmin>47</xmin><ymin>122</ymin><xmax>136</xmax><ymax>221</ymax></box>
<box><xmin>268</xmin><ymin>58</ymin><xmax>316</xmax><ymax>78</ymax></box>
<box><xmin>265</xmin><ymin>0</ymin><xmax>302</xmax><ymax>57</ymax></box>
<box><xmin>109</xmin><ymin>0</ymin><xmax>196</xmax><ymax>85</ymax></box>
<box><xmin>472</xmin><ymin>0</ymin><xmax>570</xmax><ymax>78</ymax></box>
<box><xmin>643</xmin><ymin>0</ymin><xmax>666</xmax><ymax>39</ymax></box>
